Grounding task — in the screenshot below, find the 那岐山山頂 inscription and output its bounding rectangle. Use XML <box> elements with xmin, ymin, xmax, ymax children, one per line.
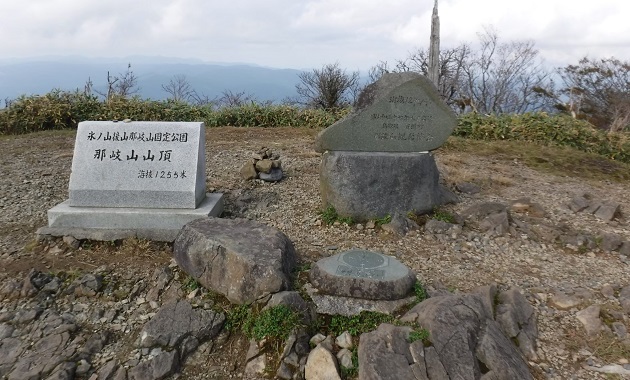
<box><xmin>92</xmin><ymin>149</ymin><xmax>173</xmax><ymax>162</ymax></box>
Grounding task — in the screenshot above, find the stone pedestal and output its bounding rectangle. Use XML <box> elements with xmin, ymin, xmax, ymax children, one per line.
<box><xmin>307</xmin><ymin>249</ymin><xmax>417</xmax><ymax>316</ymax></box>
<box><xmin>320</xmin><ymin>151</ymin><xmax>453</xmax><ymax>221</ymax></box>
<box><xmin>37</xmin><ymin>193</ymin><xmax>224</xmax><ymax>242</ymax></box>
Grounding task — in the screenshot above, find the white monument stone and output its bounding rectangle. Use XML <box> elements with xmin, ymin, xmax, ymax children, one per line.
<box><xmin>37</xmin><ymin>121</ymin><xmax>223</xmax><ymax>242</ymax></box>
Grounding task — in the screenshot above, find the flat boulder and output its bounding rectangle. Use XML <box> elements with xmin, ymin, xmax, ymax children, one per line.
<box><xmin>174</xmin><ymin>217</ymin><xmax>296</xmax><ymax>304</ymax></box>
<box><xmin>309</xmin><ymin>249</ymin><xmax>416</xmax><ymax>300</ymax></box>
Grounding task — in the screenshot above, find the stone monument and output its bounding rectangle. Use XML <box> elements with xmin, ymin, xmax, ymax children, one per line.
<box><xmin>315</xmin><ymin>72</ymin><xmax>456</xmax><ymax>220</ymax></box>
<box><xmin>37</xmin><ymin>121</ymin><xmax>224</xmax><ymax>242</ymax></box>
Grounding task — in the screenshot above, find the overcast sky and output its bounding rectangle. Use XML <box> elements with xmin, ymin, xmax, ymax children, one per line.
<box><xmin>2</xmin><ymin>0</ymin><xmax>629</xmax><ymax>71</ymax></box>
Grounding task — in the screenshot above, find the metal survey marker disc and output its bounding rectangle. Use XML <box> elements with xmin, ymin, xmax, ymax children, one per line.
<box><xmin>341</xmin><ymin>249</ymin><xmax>387</xmax><ymax>269</ymax></box>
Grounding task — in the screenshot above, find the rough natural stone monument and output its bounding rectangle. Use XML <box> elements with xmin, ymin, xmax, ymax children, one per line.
<box><xmin>37</xmin><ymin>121</ymin><xmax>224</xmax><ymax>242</ymax></box>
<box><xmin>316</xmin><ymin>72</ymin><xmax>457</xmax><ymax>220</ymax></box>
<box><xmin>174</xmin><ymin>217</ymin><xmax>296</xmax><ymax>304</ymax></box>
<box><xmin>315</xmin><ymin>72</ymin><xmax>456</xmax><ymax>153</ymax></box>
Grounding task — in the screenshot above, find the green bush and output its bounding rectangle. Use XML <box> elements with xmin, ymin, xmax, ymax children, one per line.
<box><xmin>225</xmin><ymin>304</ymin><xmax>303</xmax><ymax>341</ymax></box>
<box><xmin>0</xmin><ymin>91</ymin><xmax>348</xmax><ymax>135</ymax></box>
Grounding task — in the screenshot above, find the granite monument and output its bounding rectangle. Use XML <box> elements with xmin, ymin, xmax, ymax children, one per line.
<box><xmin>37</xmin><ymin>121</ymin><xmax>223</xmax><ymax>242</ymax></box>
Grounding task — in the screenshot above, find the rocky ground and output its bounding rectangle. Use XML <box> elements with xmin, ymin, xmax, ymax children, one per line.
<box><xmin>1</xmin><ymin>127</ymin><xmax>630</xmax><ymax>379</ymax></box>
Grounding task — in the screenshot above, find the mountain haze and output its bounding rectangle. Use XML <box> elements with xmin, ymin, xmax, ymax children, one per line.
<box><xmin>0</xmin><ymin>57</ymin><xmax>303</xmax><ymax>103</ymax></box>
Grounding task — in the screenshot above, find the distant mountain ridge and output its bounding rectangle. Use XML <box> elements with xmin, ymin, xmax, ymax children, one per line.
<box><xmin>0</xmin><ymin>57</ymin><xmax>303</xmax><ymax>103</ymax></box>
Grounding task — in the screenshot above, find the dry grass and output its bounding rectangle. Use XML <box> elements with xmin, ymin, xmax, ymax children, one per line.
<box><xmin>439</xmin><ymin>137</ymin><xmax>630</xmax><ymax>183</ymax></box>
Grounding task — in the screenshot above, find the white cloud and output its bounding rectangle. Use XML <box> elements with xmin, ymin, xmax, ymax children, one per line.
<box><xmin>0</xmin><ymin>0</ymin><xmax>628</xmax><ymax>71</ymax></box>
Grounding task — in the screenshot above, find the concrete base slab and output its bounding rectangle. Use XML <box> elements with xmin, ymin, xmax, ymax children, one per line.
<box><xmin>304</xmin><ymin>283</ymin><xmax>416</xmax><ymax>317</ymax></box>
<box><xmin>37</xmin><ymin>193</ymin><xmax>224</xmax><ymax>242</ymax></box>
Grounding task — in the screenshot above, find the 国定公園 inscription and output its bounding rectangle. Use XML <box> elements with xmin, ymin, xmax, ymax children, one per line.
<box><xmin>87</xmin><ymin>131</ymin><xmax>188</xmax><ymax>143</ymax></box>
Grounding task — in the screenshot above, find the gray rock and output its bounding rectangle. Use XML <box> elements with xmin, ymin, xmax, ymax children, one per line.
<box><xmin>576</xmin><ymin>305</ymin><xmax>602</xmax><ymax>337</ymax></box>
<box><xmin>620</xmin><ymin>241</ymin><xmax>630</xmax><ymax>256</ymax></box>
<box><xmin>358</xmin><ymin>324</ymin><xmax>415</xmax><ymax>380</ymax></box>
<box><xmin>46</xmin><ymin>362</ymin><xmax>76</xmax><ymax>380</ymax></box>
<box><xmin>381</xmin><ymin>213</ymin><xmax>419</xmax><ymax>235</ymax></box>
<box><xmin>569</xmin><ymin>195</ymin><xmax>591</xmax><ymax>212</ymax></box>
<box><xmin>401</xmin><ymin>288</ymin><xmax>533</xmax><ymax>380</ymax></box>
<box><xmin>424</xmin><ymin>346</ymin><xmax>449</xmax><ymax>380</ymax></box>
<box><xmin>62</xmin><ymin>235</ymin><xmax>80</xmax><ymax>249</ymax></box>
<box><xmin>594</xmin><ymin>201</ymin><xmax>620</xmax><ymax>221</ymax></box>
<box><xmin>0</xmin><ymin>323</ymin><xmax>14</xmax><ymax>339</ymax></box>
<box><xmin>240</xmin><ymin>161</ymin><xmax>257</xmax><ymax>180</ymax></box>
<box><xmin>309</xmin><ymin>333</ymin><xmax>327</xmax><ymax>348</ymax></box>
<box><xmin>612</xmin><ymin>322</ymin><xmax>628</xmax><ymax>340</ymax></box>
<box><xmin>476</xmin><ymin>321</ymin><xmax>534</xmax><ymax>379</ymax></box>
<box><xmin>424</xmin><ymin>219</ymin><xmax>458</xmax><ymax>234</ymax></box>
<box><xmin>174</xmin><ymin>217</ymin><xmax>296</xmax><ymax>304</ymax></box>
<box><xmin>318</xmin><ymin>335</ymin><xmax>334</xmax><ymax>352</ymax></box>
<box><xmin>97</xmin><ymin>360</ymin><xmax>120</xmax><ymax>380</ymax></box>
<box><xmin>276</xmin><ymin>362</ymin><xmax>293</xmax><ymax>380</ymax></box>
<box><xmin>305</xmin><ymin>345</ymin><xmax>340</xmax><ymax>380</ymax></box>
<box><xmin>258</xmin><ymin>168</ymin><xmax>283</xmax><ymax>182</ymax></box>
<box><xmin>335</xmin><ymin>331</ymin><xmax>353</xmax><ymax>349</ymax></box>
<box><xmin>255</xmin><ymin>159</ymin><xmax>273</xmax><ymax>173</ymax></box>
<box><xmin>319</xmin><ymin>151</ymin><xmax>454</xmax><ymax>221</ymax></box>
<box><xmin>264</xmin><ymin>291</ymin><xmax>316</xmax><ymax>325</ymax></box>
<box><xmin>456</xmin><ymin>182</ymin><xmax>481</xmax><ymax>195</ymax></box>
<box><xmin>336</xmin><ymin>349</ymin><xmax>354</xmax><ymax>369</ymax></box>
<box><xmin>139</xmin><ymin>300</ymin><xmax>224</xmax><ymax>349</ymax></box>
<box><xmin>549</xmin><ymin>291</ymin><xmax>582</xmax><ymax>310</ymax></box>
<box><xmin>495</xmin><ymin>289</ymin><xmax>539</xmax><ymax>361</ymax></box>
<box><xmin>73</xmin><ymin>274</ymin><xmax>104</xmax><ymax>296</ymax></box>
<box><xmin>461</xmin><ymin>202</ymin><xmax>507</xmax><ymax>220</ymax></box>
<box><xmin>309</xmin><ymin>249</ymin><xmax>416</xmax><ymax>300</ymax></box>
<box><xmin>479</xmin><ymin>210</ymin><xmax>510</xmax><ymax>236</ymax></box>
<box><xmin>244</xmin><ymin>354</ymin><xmax>266</xmax><ymax>377</ymax></box>
<box><xmin>128</xmin><ymin>350</ymin><xmax>179</xmax><ymax>380</ymax></box>
<box><xmin>600</xmin><ymin>233</ymin><xmax>623</xmax><ymax>252</ymax></box>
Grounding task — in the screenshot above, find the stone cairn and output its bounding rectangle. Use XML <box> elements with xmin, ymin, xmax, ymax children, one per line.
<box><xmin>240</xmin><ymin>146</ymin><xmax>283</xmax><ymax>182</ymax></box>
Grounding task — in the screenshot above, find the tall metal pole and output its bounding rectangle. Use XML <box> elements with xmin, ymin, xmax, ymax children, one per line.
<box><xmin>428</xmin><ymin>0</ymin><xmax>440</xmax><ymax>88</ymax></box>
